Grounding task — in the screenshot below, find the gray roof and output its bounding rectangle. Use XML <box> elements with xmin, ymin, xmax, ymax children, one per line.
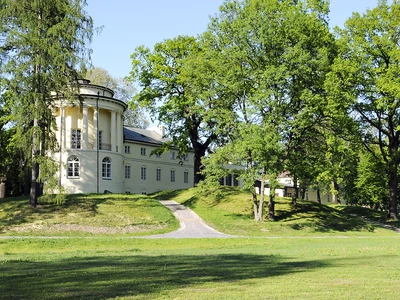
<box><xmin>123</xmin><ymin>127</ymin><xmax>170</xmax><ymax>145</ymax></box>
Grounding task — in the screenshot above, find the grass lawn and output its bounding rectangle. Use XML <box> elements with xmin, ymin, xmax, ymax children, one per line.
<box><xmin>0</xmin><ymin>194</ymin><xmax>179</xmax><ymax>236</ymax></box>
<box><xmin>1</xmin><ymin>188</ymin><xmax>400</xmax><ymax>299</ymax></box>
<box><xmin>1</xmin><ymin>236</ymin><xmax>400</xmax><ymax>299</ymax></box>
<box><xmin>152</xmin><ymin>187</ymin><xmax>400</xmax><ymax>237</ymax></box>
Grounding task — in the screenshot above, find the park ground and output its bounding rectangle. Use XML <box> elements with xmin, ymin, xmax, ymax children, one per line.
<box><xmin>1</xmin><ymin>188</ymin><xmax>400</xmax><ymax>299</ymax></box>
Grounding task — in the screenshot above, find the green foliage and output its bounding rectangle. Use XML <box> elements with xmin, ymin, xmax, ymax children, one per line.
<box><xmin>129</xmin><ymin>35</ymin><xmax>236</xmax><ymax>184</ymax></box>
<box><xmin>200</xmin><ymin>0</ymin><xmax>336</xmax><ymax>219</ymax></box>
<box><xmin>0</xmin><ymin>0</ymin><xmax>93</xmax><ymax>205</ymax></box>
<box><xmin>327</xmin><ymin>0</ymin><xmax>400</xmax><ymax>219</ymax></box>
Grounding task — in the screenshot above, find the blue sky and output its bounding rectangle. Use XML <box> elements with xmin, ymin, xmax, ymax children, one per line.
<box><xmin>86</xmin><ymin>0</ymin><xmax>382</xmax><ymax>79</ymax></box>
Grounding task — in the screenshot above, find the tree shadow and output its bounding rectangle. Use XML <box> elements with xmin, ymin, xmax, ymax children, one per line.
<box><xmin>275</xmin><ymin>201</ymin><xmax>375</xmax><ymax>232</ymax></box>
<box><xmin>0</xmin><ymin>253</ymin><xmax>330</xmax><ymax>299</ymax></box>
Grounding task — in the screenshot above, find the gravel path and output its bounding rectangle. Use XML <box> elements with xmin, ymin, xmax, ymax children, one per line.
<box><xmin>144</xmin><ymin>200</ymin><xmax>234</xmax><ymax>238</ymax></box>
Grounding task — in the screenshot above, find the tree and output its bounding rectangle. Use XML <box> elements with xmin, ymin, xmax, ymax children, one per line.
<box><xmin>0</xmin><ymin>0</ymin><xmax>93</xmax><ymax>207</ymax></box>
<box><xmin>201</xmin><ymin>0</ymin><xmax>335</xmax><ymax>220</ymax></box>
<box><xmin>129</xmin><ymin>36</ymin><xmax>235</xmax><ymax>185</ymax></box>
<box><xmin>327</xmin><ymin>0</ymin><xmax>400</xmax><ymax>220</ymax></box>
<box><xmin>86</xmin><ymin>67</ymin><xmax>149</xmax><ymax>128</ymax></box>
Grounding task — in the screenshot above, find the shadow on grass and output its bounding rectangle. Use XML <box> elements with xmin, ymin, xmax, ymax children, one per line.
<box><xmin>275</xmin><ymin>201</ymin><xmax>376</xmax><ymax>232</ymax></box>
<box><xmin>0</xmin><ymin>253</ymin><xmax>328</xmax><ymax>299</ymax></box>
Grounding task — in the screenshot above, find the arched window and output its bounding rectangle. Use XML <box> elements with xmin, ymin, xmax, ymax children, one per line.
<box><xmin>102</xmin><ymin>157</ymin><xmax>111</xmax><ymax>179</ymax></box>
<box><xmin>67</xmin><ymin>156</ymin><xmax>80</xmax><ymax>178</ymax></box>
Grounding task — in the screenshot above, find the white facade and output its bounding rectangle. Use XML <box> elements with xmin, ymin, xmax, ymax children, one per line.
<box><xmin>256</xmin><ymin>173</ymin><xmax>336</xmax><ymax>205</ymax></box>
<box><xmin>52</xmin><ymin>80</ymin><xmax>194</xmax><ymax>194</ymax></box>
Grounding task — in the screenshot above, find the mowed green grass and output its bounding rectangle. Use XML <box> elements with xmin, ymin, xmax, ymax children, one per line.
<box><xmin>1</xmin><ymin>237</ymin><xmax>400</xmax><ymax>299</ymax></box>
<box><xmin>152</xmin><ymin>187</ymin><xmax>400</xmax><ymax>236</ymax></box>
<box><xmin>1</xmin><ymin>188</ymin><xmax>400</xmax><ymax>299</ymax></box>
<box><xmin>0</xmin><ymin>194</ymin><xmax>179</xmax><ymax>236</ymax></box>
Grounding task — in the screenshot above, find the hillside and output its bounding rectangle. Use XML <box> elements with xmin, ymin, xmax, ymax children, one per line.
<box><xmin>152</xmin><ymin>187</ymin><xmax>400</xmax><ymax>236</ymax></box>
<box><xmin>0</xmin><ymin>188</ymin><xmax>399</xmax><ymax>237</ymax></box>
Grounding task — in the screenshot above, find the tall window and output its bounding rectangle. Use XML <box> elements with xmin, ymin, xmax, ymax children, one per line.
<box><xmin>67</xmin><ymin>156</ymin><xmax>80</xmax><ymax>178</ymax></box>
<box><xmin>170</xmin><ymin>169</ymin><xmax>175</xmax><ymax>182</ymax></box>
<box><xmin>184</xmin><ymin>170</ymin><xmax>189</xmax><ymax>184</ymax></box>
<box><xmin>125</xmin><ymin>165</ymin><xmax>131</xmax><ymax>179</ymax></box>
<box><xmin>99</xmin><ymin>131</ymin><xmax>103</xmax><ymax>150</ymax></box>
<box><xmin>170</xmin><ymin>151</ymin><xmax>175</xmax><ymax>160</ymax></box>
<box><xmin>141</xmin><ymin>147</ymin><xmax>146</xmax><ymax>156</ymax></box>
<box><xmin>141</xmin><ymin>166</ymin><xmax>147</xmax><ymax>180</ymax></box>
<box><xmin>156</xmin><ymin>168</ymin><xmax>161</xmax><ymax>181</ymax></box>
<box><xmin>226</xmin><ymin>174</ymin><xmax>232</xmax><ymax>186</ymax></box>
<box><xmin>125</xmin><ymin>145</ymin><xmax>130</xmax><ymax>154</ymax></box>
<box><xmin>102</xmin><ymin>157</ymin><xmax>111</xmax><ymax>179</ymax></box>
<box><xmin>71</xmin><ymin>129</ymin><xmax>81</xmax><ymax>149</ymax></box>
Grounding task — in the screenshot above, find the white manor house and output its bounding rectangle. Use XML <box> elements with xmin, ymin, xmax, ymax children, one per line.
<box><xmin>53</xmin><ymin>79</ymin><xmax>194</xmax><ymax>195</ymax></box>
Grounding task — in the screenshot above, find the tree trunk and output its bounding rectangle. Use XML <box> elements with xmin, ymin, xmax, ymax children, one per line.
<box><xmin>292</xmin><ymin>175</ymin><xmax>298</xmax><ymax>205</ymax></box>
<box><xmin>317</xmin><ymin>188</ymin><xmax>321</xmax><ymax>204</ymax></box>
<box><xmin>268</xmin><ymin>192</ymin><xmax>275</xmax><ymax>221</ymax></box>
<box><xmin>331</xmin><ymin>181</ymin><xmax>339</xmax><ymax>204</ymax></box>
<box><xmin>252</xmin><ymin>192</ymin><xmax>259</xmax><ymax>221</ymax></box>
<box><xmin>388</xmin><ymin>169</ymin><xmax>399</xmax><ymax>220</ymax></box>
<box><xmin>300</xmin><ymin>186</ymin><xmax>306</xmax><ymax>200</ymax></box>
<box><xmin>193</xmin><ymin>146</ymin><xmax>206</xmax><ymax>186</ymax></box>
<box><xmin>30</xmin><ymin>118</ymin><xmax>38</xmax><ymax>208</ymax></box>
<box><xmin>257</xmin><ymin>176</ymin><xmax>265</xmax><ymax>221</ymax></box>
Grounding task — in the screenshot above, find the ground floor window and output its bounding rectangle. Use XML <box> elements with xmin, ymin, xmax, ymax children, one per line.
<box><xmin>141</xmin><ymin>166</ymin><xmax>147</xmax><ymax>180</ymax></box>
<box><xmin>102</xmin><ymin>157</ymin><xmax>111</xmax><ymax>179</ymax></box>
<box><xmin>184</xmin><ymin>171</ymin><xmax>189</xmax><ymax>183</ymax></box>
<box><xmin>170</xmin><ymin>169</ymin><xmax>175</xmax><ymax>182</ymax></box>
<box><xmin>67</xmin><ymin>155</ymin><xmax>80</xmax><ymax>178</ymax></box>
<box><xmin>156</xmin><ymin>168</ymin><xmax>161</xmax><ymax>181</ymax></box>
<box><xmin>125</xmin><ymin>165</ymin><xmax>131</xmax><ymax>179</ymax></box>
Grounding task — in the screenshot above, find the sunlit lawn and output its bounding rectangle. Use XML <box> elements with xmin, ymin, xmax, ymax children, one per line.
<box><xmin>1</xmin><ymin>188</ymin><xmax>400</xmax><ymax>299</ymax></box>
<box><xmin>0</xmin><ymin>194</ymin><xmax>179</xmax><ymax>236</ymax></box>
<box><xmin>1</xmin><ymin>237</ymin><xmax>400</xmax><ymax>299</ymax></box>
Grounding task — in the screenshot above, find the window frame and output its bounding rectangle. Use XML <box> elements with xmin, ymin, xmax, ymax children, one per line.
<box><xmin>125</xmin><ymin>165</ymin><xmax>131</xmax><ymax>179</ymax></box>
<box><xmin>184</xmin><ymin>170</ymin><xmax>189</xmax><ymax>184</ymax></box>
<box><xmin>71</xmin><ymin>129</ymin><xmax>81</xmax><ymax>149</ymax></box>
<box><xmin>102</xmin><ymin>157</ymin><xmax>112</xmax><ymax>179</ymax></box>
<box><xmin>170</xmin><ymin>169</ymin><xmax>176</xmax><ymax>182</ymax></box>
<box><xmin>141</xmin><ymin>166</ymin><xmax>147</xmax><ymax>180</ymax></box>
<box><xmin>156</xmin><ymin>168</ymin><xmax>161</xmax><ymax>181</ymax></box>
<box><xmin>67</xmin><ymin>155</ymin><xmax>80</xmax><ymax>179</ymax></box>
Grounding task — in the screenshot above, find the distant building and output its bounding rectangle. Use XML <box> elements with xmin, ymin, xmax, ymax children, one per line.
<box><xmin>52</xmin><ymin>80</ymin><xmax>194</xmax><ymax>194</ymax></box>
<box><xmin>255</xmin><ymin>172</ymin><xmax>336</xmax><ymax>204</ymax></box>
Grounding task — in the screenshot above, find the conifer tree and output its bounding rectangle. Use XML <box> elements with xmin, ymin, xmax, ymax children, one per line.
<box><xmin>0</xmin><ymin>0</ymin><xmax>93</xmax><ymax>207</ymax></box>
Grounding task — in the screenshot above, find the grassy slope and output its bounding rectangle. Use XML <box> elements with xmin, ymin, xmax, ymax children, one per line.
<box><xmin>0</xmin><ymin>194</ymin><xmax>179</xmax><ymax>236</ymax></box>
<box><xmin>152</xmin><ymin>187</ymin><xmax>400</xmax><ymax>236</ymax></box>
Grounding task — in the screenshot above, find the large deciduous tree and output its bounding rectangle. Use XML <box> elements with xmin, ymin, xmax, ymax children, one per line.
<box><xmin>327</xmin><ymin>0</ymin><xmax>400</xmax><ymax>220</ymax></box>
<box><xmin>201</xmin><ymin>0</ymin><xmax>335</xmax><ymax>220</ymax></box>
<box><xmin>129</xmin><ymin>36</ymin><xmax>235</xmax><ymax>185</ymax></box>
<box><xmin>0</xmin><ymin>0</ymin><xmax>93</xmax><ymax>207</ymax></box>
